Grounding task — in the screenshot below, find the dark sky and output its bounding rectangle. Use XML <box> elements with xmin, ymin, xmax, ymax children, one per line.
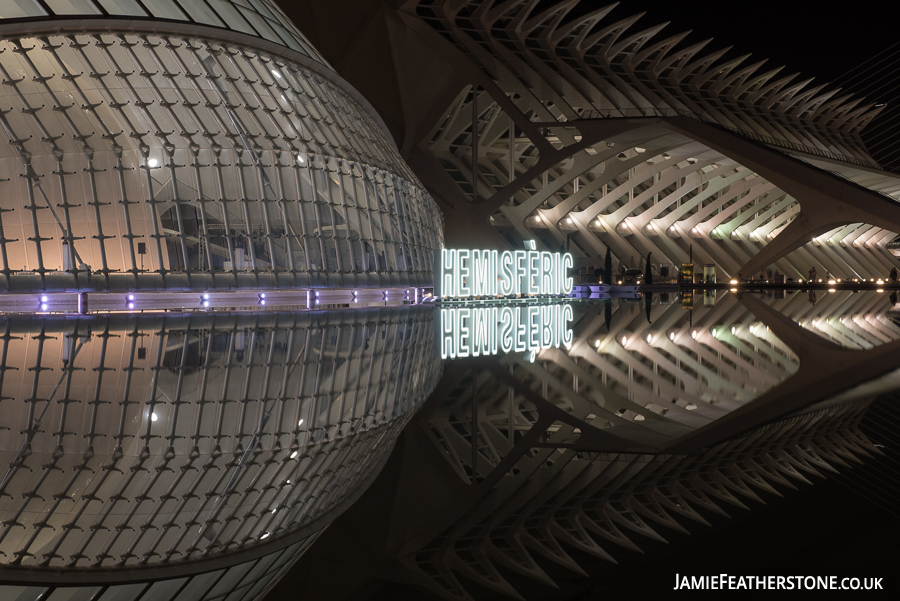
<box><xmin>599</xmin><ymin>1</ymin><xmax>891</xmax><ymax>93</ymax></box>
<box><xmin>599</xmin><ymin>1</ymin><xmax>899</xmax><ymax>166</ymax></box>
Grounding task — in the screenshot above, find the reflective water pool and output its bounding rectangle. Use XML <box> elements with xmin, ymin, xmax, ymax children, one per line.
<box><xmin>1</xmin><ymin>291</ymin><xmax>898</xmax><ymax>600</ymax></box>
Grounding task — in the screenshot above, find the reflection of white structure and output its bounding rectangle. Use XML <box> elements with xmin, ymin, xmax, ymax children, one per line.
<box><xmin>0</xmin><ymin>308</ymin><xmax>440</xmax><ymax>599</ymax></box>
<box><xmin>387</xmin><ymin>292</ymin><xmax>899</xmax><ymax>599</ymax></box>
<box><xmin>0</xmin><ymin>1</ymin><xmax>442</xmax><ymax>293</ymax></box>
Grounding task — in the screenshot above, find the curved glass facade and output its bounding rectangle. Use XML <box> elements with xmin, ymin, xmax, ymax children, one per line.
<box><xmin>0</xmin><ymin>537</ymin><xmax>321</xmax><ymax>601</ymax></box>
<box><xmin>0</xmin><ymin>3</ymin><xmax>443</xmax><ymax>293</ymax></box>
<box><xmin>0</xmin><ymin>308</ymin><xmax>440</xmax><ymax>578</ymax></box>
<box><xmin>0</xmin><ymin>0</ymin><xmax>328</xmax><ymax>65</ymax></box>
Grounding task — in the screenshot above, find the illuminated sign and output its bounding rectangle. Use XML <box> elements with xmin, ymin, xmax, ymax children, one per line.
<box><xmin>438</xmin><ymin>303</ymin><xmax>574</xmax><ymax>360</ymax></box>
<box><xmin>437</xmin><ymin>241</ymin><xmax>574</xmax><ymax>299</ymax></box>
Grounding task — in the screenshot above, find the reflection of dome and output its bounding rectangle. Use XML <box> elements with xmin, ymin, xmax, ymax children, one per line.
<box><xmin>0</xmin><ymin>0</ymin><xmax>443</xmax><ymax>292</ymax></box>
<box><xmin>0</xmin><ymin>309</ymin><xmax>440</xmax><ymax>583</ymax></box>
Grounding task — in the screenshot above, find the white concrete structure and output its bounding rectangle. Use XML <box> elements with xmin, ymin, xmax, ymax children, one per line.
<box><xmin>291</xmin><ymin>0</ymin><xmax>900</xmax><ymax>281</ymax></box>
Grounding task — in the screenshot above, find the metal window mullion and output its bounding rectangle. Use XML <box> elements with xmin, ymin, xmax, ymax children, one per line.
<box><xmin>271</xmin><ymin>156</ymin><xmax>297</xmax><ymax>275</ymax></box>
<box><xmin>371</xmin><ymin>172</ymin><xmax>394</xmax><ymax>272</ymax></box>
<box><xmin>376</xmin><ymin>175</ymin><xmax>400</xmax><ymax>274</ymax></box>
<box><xmin>272</xmin><ymin>325</ymin><xmax>297</xmax><ymax>446</ymax></box>
<box><xmin>111</xmin><ymin>153</ymin><xmax>142</xmax><ymax>283</ymax></box>
<box><xmin>254</xmin><ymin>153</ymin><xmax>279</xmax><ymax>275</ymax></box>
<box><xmin>144</xmin><ymin>330</ymin><xmax>215</xmax><ymax>561</ymax></box>
<box><xmin>393</xmin><ymin>180</ymin><xmax>418</xmax><ymax>275</ymax></box>
<box><xmin>358</xmin><ymin>173</ymin><xmax>380</xmax><ymax>273</ymax></box>
<box><xmin>23</xmin><ymin>173</ymin><xmax>48</xmax><ymax>278</ymax></box>
<box><xmin>176</xmin><ymin>328</ymin><xmax>237</xmax><ymax>556</ymax></box>
<box><xmin>188</xmin><ymin>153</ymin><xmax>216</xmax><ymax>273</ymax></box>
<box><xmin>343</xmin><ymin>167</ymin><xmax>367</xmax><ymax>273</ymax></box>
<box><xmin>293</xmin><ymin>325</ymin><xmax>313</xmax><ymax>449</ymax></box>
<box><xmin>55</xmin><ymin>40</ymin><xmax>143</xmax><ymax>281</ymax></box>
<box><xmin>333</xmin><ymin>323</ymin><xmax>354</xmax><ymax>433</ymax></box>
<box><xmin>367</xmin><ymin>319</ymin><xmax>389</xmax><ymax>421</ymax></box>
<box><xmin>393</xmin><ymin>178</ymin><xmax>418</xmax><ymax>276</ymax></box>
<box><xmin>389</xmin><ymin>178</ymin><xmax>410</xmax><ymax>274</ymax></box>
<box><xmin>307</xmin><ymin>161</ymin><xmax>328</xmax><ymax>275</ymax></box>
<box><xmin>280</xmin><ymin>67</ymin><xmax>319</xmax><ymax>145</ymax></box>
<box><xmin>382</xmin><ymin>320</ymin><xmax>405</xmax><ymax>419</ymax></box>
<box><xmin>41</xmin><ymin>326</ymin><xmax>112</xmax><ymax>563</ymax></box>
<box><xmin>233</xmin><ymin>328</ymin><xmax>257</xmax><ymax>442</ymax></box>
<box><xmin>83</xmin><ymin>157</ymin><xmax>113</xmax><ymax>284</ymax></box>
<box><xmin>214</xmin><ymin>50</ymin><xmax>284</xmax><ymax>275</ymax></box>
<box><xmin>35</xmin><ymin>330</ymin><xmax>98</xmax><ymax>564</ymax></box>
<box><xmin>173</xmin><ymin>40</ymin><xmax>256</xmax><ymax>278</ymax></box>
<box><xmin>233</xmin><ymin>159</ymin><xmax>259</xmax><ymax>274</ymax></box>
<box><xmin>290</xmin><ymin>163</ymin><xmax>311</xmax><ymax>273</ymax></box>
<box><xmin>389</xmin><ymin>322</ymin><xmax>414</xmax><ymax>417</ymax></box>
<box><xmin>94</xmin><ymin>38</ymin><xmax>171</xmax><ymax>278</ymax></box>
<box><xmin>143</xmin><ymin>39</ymin><xmax>230</xmax><ymax>273</ymax></box>
<box><xmin>321</xmin><ymin>325</ymin><xmax>343</xmax><ymax>438</ymax></box>
<box><xmin>17</xmin><ymin>44</ymin><xmax>93</xmax><ymax>277</ymax></box>
<box><xmin>112</xmin><ymin>331</ymin><xmax>190</xmax><ymax>565</ymax></box>
<box><xmin>364</xmin><ymin>174</ymin><xmax>385</xmax><ymax>273</ymax></box>
<box><xmin>309</xmin><ymin>328</ymin><xmax>328</xmax><ymax>442</ymax></box>
<box><xmin>321</xmin><ymin>165</ymin><xmax>343</xmax><ymax>274</ymax></box>
<box><xmin>347</xmin><ymin>322</ymin><xmax>368</xmax><ymax>427</ymax></box>
<box><xmin>90</xmin><ymin>327</ymin><xmax>166</xmax><ymax>566</ymax></box>
<box><xmin>333</xmin><ymin>164</ymin><xmax>356</xmax><ymax>273</ymax></box>
<box><xmin>64</xmin><ymin>323</ymin><xmax>144</xmax><ymax>566</ymax></box>
<box><xmin>358</xmin><ymin>322</ymin><xmax>380</xmax><ymax>421</ymax></box>
<box><xmin>211</xmin><ymin>152</ymin><xmax>237</xmax><ymax>274</ymax></box>
<box><xmin>238</xmin><ymin>51</ymin><xmax>297</xmax><ymax>150</ymax></box>
<box><xmin>13</xmin><ymin>337</ymin><xmax>81</xmax><ymax>560</ymax></box>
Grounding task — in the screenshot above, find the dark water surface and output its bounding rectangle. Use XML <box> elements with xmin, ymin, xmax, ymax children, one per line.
<box><xmin>1</xmin><ymin>291</ymin><xmax>898</xmax><ymax>600</ymax></box>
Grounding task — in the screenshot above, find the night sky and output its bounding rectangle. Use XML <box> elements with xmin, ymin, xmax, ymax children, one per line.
<box><xmin>602</xmin><ymin>1</ymin><xmax>900</xmax><ymax>167</ymax></box>
<box><xmin>594</xmin><ymin>1</ymin><xmax>890</xmax><ymax>87</ymax></box>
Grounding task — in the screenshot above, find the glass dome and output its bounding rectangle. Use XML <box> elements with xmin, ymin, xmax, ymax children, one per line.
<box><xmin>0</xmin><ymin>0</ymin><xmax>328</xmax><ymax>65</ymax></box>
<box><xmin>0</xmin><ymin>1</ymin><xmax>443</xmax><ymax>292</ymax></box>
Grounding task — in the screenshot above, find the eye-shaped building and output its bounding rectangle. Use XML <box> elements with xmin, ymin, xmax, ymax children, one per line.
<box><xmin>0</xmin><ymin>308</ymin><xmax>441</xmax><ymax>600</ymax></box>
<box><xmin>0</xmin><ymin>1</ymin><xmax>443</xmax><ymax>293</ymax></box>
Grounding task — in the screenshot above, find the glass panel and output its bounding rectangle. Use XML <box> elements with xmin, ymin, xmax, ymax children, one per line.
<box><xmin>205</xmin><ymin>561</ymin><xmax>256</xmax><ymax>598</ymax></box>
<box><xmin>139</xmin><ymin>579</ymin><xmax>188</xmax><ymax>601</ymax></box>
<box><xmin>44</xmin><ymin>0</ymin><xmax>101</xmax><ymax>13</ymax></box>
<box><xmin>207</xmin><ymin>0</ymin><xmax>254</xmax><ymax>34</ymax></box>
<box><xmin>177</xmin><ymin>0</ymin><xmax>224</xmax><ymax>27</ymax></box>
<box><xmin>171</xmin><ymin>570</ymin><xmax>226</xmax><ymax>601</ymax></box>
<box><xmin>46</xmin><ymin>588</ymin><xmax>103</xmax><ymax>601</ymax></box>
<box><xmin>96</xmin><ymin>0</ymin><xmax>146</xmax><ymax>15</ymax></box>
<box><xmin>0</xmin><ymin>587</ymin><xmax>50</xmax><ymax>601</ymax></box>
<box><xmin>246</xmin><ymin>0</ymin><xmax>276</xmax><ymax>21</ymax></box>
<box><xmin>237</xmin><ymin>6</ymin><xmax>282</xmax><ymax>43</ymax></box>
<box><xmin>97</xmin><ymin>584</ymin><xmax>149</xmax><ymax>601</ymax></box>
<box><xmin>141</xmin><ymin>0</ymin><xmax>186</xmax><ymax>20</ymax></box>
<box><xmin>0</xmin><ymin>0</ymin><xmax>47</xmax><ymax>18</ymax></box>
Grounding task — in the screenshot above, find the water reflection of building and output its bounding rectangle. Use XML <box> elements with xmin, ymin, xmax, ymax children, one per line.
<box><xmin>0</xmin><ymin>1</ymin><xmax>442</xmax><ymax>293</ymax></box>
<box><xmin>270</xmin><ymin>293</ymin><xmax>899</xmax><ymax>600</ymax></box>
<box><xmin>286</xmin><ymin>0</ymin><xmax>900</xmax><ymax>281</ymax></box>
<box><xmin>0</xmin><ymin>308</ymin><xmax>440</xmax><ymax>600</ymax></box>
